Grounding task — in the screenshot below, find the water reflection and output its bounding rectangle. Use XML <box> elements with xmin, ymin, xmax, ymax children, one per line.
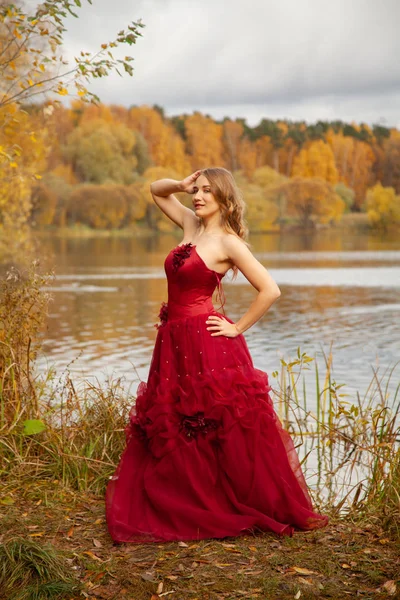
<box><xmin>36</xmin><ymin>230</ymin><xmax>400</xmax><ymax>405</ymax></box>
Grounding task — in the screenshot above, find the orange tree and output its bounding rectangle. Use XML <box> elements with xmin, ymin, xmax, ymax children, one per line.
<box><xmin>275</xmin><ymin>176</ymin><xmax>345</xmax><ymax>228</ymax></box>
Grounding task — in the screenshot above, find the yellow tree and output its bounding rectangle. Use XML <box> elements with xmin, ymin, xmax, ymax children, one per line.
<box><xmin>292</xmin><ymin>140</ymin><xmax>338</xmax><ymax>184</ymax></box>
<box><xmin>366</xmin><ymin>183</ymin><xmax>400</xmax><ymax>230</ymax></box>
<box><xmin>0</xmin><ymin>0</ymin><xmax>144</xmax><ymax>238</ymax></box>
<box><xmin>238</xmin><ymin>137</ymin><xmax>257</xmax><ymax>178</ymax></box>
<box><xmin>276</xmin><ymin>176</ymin><xmax>345</xmax><ymax>228</ymax></box>
<box><xmin>184</xmin><ymin>112</ymin><xmax>224</xmax><ymax>169</ymax></box>
<box><xmin>128</xmin><ymin>106</ymin><xmax>190</xmax><ymax>174</ymax></box>
<box><xmin>381</xmin><ymin>131</ymin><xmax>400</xmax><ymax>194</ymax></box>
<box><xmin>0</xmin><ymin>107</ymin><xmax>47</xmax><ymax>230</ymax></box>
<box><xmin>326</xmin><ymin>131</ymin><xmax>375</xmax><ymax>208</ymax></box>
<box><xmin>222</xmin><ymin>119</ymin><xmax>243</xmax><ymax>171</ymax></box>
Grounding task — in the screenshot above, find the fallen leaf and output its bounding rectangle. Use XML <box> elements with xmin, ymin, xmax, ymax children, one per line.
<box><xmin>222</xmin><ymin>543</ymin><xmax>236</xmax><ymax>548</ymax></box>
<box><xmin>341</xmin><ymin>563</ymin><xmax>351</xmax><ymax>569</ymax></box>
<box><xmin>248</xmin><ymin>546</ymin><xmax>258</xmax><ymax>552</ymax></box>
<box><xmin>94</xmin><ymin>518</ymin><xmax>104</xmax><ymax>525</ymax></box>
<box><xmin>294</xmin><ymin>591</ymin><xmax>302</xmax><ymax>599</ymax></box>
<box><xmin>0</xmin><ymin>497</ymin><xmax>15</xmax><ymax>505</ymax></box>
<box><xmin>156</xmin><ymin>582</ymin><xmax>163</xmax><ymax>594</ymax></box>
<box><xmin>83</xmin><ymin>551</ymin><xmax>103</xmax><ymax>562</ymax></box>
<box><xmin>178</xmin><ymin>541</ymin><xmax>188</xmax><ymax>547</ymax></box>
<box><xmin>141</xmin><ymin>571</ymin><xmax>157</xmax><ymax>583</ymax></box>
<box><xmin>93</xmin><ymin>538</ymin><xmax>102</xmax><ymax>548</ymax></box>
<box><xmin>66</xmin><ymin>527</ymin><xmax>74</xmax><ymax>538</ymax></box>
<box><xmin>382</xmin><ymin>580</ymin><xmax>397</xmax><ymax>596</ymax></box>
<box><xmin>165</xmin><ymin>575</ymin><xmax>178</xmax><ymax>581</ymax></box>
<box><xmin>379</xmin><ymin>538</ymin><xmax>390</xmax><ymax>545</ymax></box>
<box><xmin>28</xmin><ymin>532</ymin><xmax>44</xmax><ymax>537</ymax></box>
<box><xmin>289</xmin><ymin>567</ymin><xmax>318</xmax><ymax>576</ymax></box>
<box><xmin>150</xmin><ymin>596</ymin><xmax>160</xmax><ymax>600</ymax></box>
<box><xmin>298</xmin><ymin>577</ymin><xmax>314</xmax><ymax>586</ymax></box>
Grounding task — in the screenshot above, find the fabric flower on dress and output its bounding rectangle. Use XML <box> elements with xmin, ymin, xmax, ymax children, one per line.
<box><xmin>154</xmin><ymin>301</ymin><xmax>168</xmax><ymax>330</ymax></box>
<box><xmin>172</xmin><ymin>243</ymin><xmax>193</xmax><ymax>272</ymax></box>
<box><xmin>180</xmin><ymin>412</ymin><xmax>220</xmax><ymax>439</ymax></box>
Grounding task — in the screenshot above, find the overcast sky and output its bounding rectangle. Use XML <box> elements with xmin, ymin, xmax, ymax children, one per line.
<box><xmin>39</xmin><ymin>0</ymin><xmax>400</xmax><ymax>127</ymax></box>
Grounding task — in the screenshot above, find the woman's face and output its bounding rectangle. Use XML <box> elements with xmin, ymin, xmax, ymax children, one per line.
<box><xmin>192</xmin><ymin>174</ymin><xmax>220</xmax><ymax>219</ymax></box>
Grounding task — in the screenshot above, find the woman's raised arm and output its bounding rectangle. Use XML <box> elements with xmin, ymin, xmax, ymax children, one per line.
<box><xmin>150</xmin><ymin>171</ymin><xmax>201</xmax><ymax>229</ymax></box>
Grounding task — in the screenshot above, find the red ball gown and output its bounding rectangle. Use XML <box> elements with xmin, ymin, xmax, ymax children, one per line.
<box><xmin>106</xmin><ymin>242</ymin><xmax>328</xmax><ymax>543</ymax></box>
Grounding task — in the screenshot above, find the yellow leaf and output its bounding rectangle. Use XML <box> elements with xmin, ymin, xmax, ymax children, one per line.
<box><xmin>34</xmin><ymin>174</ymin><xmax>42</xmax><ymax>180</ymax></box>
<box><xmin>57</xmin><ymin>87</ymin><xmax>68</xmax><ymax>96</ymax></box>
<box><xmin>289</xmin><ymin>566</ymin><xmax>318</xmax><ymax>576</ymax></box>
<box><xmin>10</xmin><ymin>162</ymin><xmax>18</xmax><ymax>168</ymax></box>
<box><xmin>29</xmin><ymin>532</ymin><xmax>44</xmax><ymax>537</ymax></box>
<box><xmin>77</xmin><ymin>89</ymin><xmax>87</xmax><ymax>97</ymax></box>
<box><xmin>28</xmin><ymin>79</ymin><xmax>34</xmax><ymax>86</ymax></box>
<box><xmin>83</xmin><ymin>551</ymin><xmax>103</xmax><ymax>562</ymax></box>
<box><xmin>39</xmin><ymin>64</ymin><xmax>45</xmax><ymax>72</ymax></box>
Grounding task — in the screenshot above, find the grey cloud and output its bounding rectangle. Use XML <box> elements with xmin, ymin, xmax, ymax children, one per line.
<box><xmin>27</xmin><ymin>0</ymin><xmax>400</xmax><ymax>126</ymax></box>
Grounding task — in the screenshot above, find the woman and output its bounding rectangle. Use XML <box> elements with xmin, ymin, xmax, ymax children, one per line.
<box><xmin>106</xmin><ymin>167</ymin><xmax>328</xmax><ymax>543</ymax></box>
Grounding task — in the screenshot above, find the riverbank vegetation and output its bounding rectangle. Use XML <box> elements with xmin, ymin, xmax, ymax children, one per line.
<box><xmin>1</xmin><ymin>258</ymin><xmax>399</xmax><ymax>599</ymax></box>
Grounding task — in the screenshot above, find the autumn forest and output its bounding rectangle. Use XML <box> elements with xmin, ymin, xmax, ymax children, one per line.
<box><xmin>4</xmin><ymin>101</ymin><xmax>400</xmax><ymax>234</ymax></box>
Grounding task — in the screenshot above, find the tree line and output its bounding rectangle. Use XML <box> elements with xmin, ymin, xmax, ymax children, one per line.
<box><xmin>25</xmin><ymin>103</ymin><xmax>400</xmax><ymax>231</ymax></box>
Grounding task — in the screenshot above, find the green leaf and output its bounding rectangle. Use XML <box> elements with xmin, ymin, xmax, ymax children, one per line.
<box><xmin>0</xmin><ymin>496</ymin><xmax>15</xmax><ymax>505</ymax></box>
<box><xmin>23</xmin><ymin>419</ymin><xmax>46</xmax><ymax>435</ymax></box>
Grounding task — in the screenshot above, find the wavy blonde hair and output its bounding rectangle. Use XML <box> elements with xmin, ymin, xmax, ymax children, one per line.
<box><xmin>201</xmin><ymin>167</ymin><xmax>248</xmax><ymax>241</ymax></box>
<box><xmin>199</xmin><ymin>167</ymin><xmax>249</xmax><ymax>278</ymax></box>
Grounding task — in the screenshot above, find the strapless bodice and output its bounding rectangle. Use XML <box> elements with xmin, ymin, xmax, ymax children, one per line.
<box><xmin>163</xmin><ymin>243</ymin><xmax>225</xmax><ymax>322</ymax></box>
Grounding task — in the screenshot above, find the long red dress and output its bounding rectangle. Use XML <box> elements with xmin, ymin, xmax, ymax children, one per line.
<box><xmin>106</xmin><ymin>242</ymin><xmax>328</xmax><ymax>543</ymax></box>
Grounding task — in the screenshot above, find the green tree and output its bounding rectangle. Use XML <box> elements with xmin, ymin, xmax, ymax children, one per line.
<box><xmin>64</xmin><ymin>118</ymin><xmax>137</xmax><ymax>184</ymax></box>
<box><xmin>334</xmin><ymin>182</ymin><xmax>355</xmax><ymax>213</ymax></box>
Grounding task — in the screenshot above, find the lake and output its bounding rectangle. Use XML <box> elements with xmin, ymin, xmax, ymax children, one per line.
<box><xmin>36</xmin><ymin>228</ymin><xmax>400</xmax><ymax>410</ymax></box>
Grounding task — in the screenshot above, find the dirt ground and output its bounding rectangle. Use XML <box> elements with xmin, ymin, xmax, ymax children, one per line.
<box><xmin>1</xmin><ymin>483</ymin><xmax>399</xmax><ymax>600</ymax></box>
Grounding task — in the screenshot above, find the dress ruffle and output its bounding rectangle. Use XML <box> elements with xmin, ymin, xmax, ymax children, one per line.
<box><xmin>106</xmin><ymin>312</ymin><xmax>328</xmax><ymax>543</ymax></box>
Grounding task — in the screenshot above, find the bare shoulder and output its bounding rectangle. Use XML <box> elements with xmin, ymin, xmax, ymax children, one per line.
<box><xmin>221</xmin><ymin>234</ymin><xmax>251</xmax><ymax>260</ymax></box>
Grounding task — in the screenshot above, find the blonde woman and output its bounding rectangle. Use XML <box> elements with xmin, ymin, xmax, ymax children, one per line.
<box><xmin>106</xmin><ymin>167</ymin><xmax>328</xmax><ymax>543</ymax></box>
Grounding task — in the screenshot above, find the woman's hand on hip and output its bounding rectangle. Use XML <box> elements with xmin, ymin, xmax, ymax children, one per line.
<box><xmin>206</xmin><ymin>315</ymin><xmax>240</xmax><ymax>338</ymax></box>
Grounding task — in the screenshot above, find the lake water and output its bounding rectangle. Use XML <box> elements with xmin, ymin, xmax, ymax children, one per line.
<box><xmin>36</xmin><ymin>229</ymin><xmax>400</xmax><ymax>409</ymax></box>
